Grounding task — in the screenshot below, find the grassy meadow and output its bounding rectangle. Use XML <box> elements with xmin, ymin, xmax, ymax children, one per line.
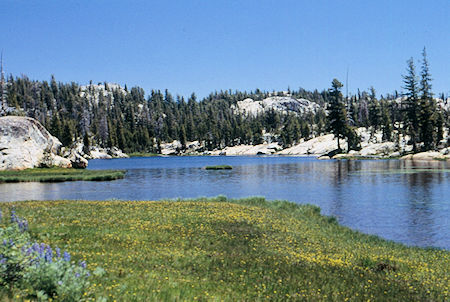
<box><xmin>0</xmin><ymin>197</ymin><xmax>448</xmax><ymax>301</ymax></box>
<box><xmin>0</xmin><ymin>167</ymin><xmax>125</xmax><ymax>183</ymax></box>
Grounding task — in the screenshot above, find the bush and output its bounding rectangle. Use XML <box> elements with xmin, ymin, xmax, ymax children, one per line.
<box><xmin>0</xmin><ymin>209</ymin><xmax>92</xmax><ymax>301</ymax></box>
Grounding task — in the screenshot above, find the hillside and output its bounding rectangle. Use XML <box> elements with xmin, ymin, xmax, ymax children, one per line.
<box><xmin>1</xmin><ymin>75</ymin><xmax>449</xmax><ymax>156</ymax></box>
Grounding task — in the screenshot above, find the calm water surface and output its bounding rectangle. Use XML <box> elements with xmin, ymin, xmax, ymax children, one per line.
<box><xmin>1</xmin><ymin>156</ymin><xmax>449</xmax><ymax>250</ymax></box>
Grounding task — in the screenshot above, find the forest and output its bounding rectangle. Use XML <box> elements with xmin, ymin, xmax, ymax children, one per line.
<box><xmin>0</xmin><ymin>49</ymin><xmax>448</xmax><ymax>154</ymax></box>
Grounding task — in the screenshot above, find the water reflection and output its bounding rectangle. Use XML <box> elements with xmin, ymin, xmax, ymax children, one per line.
<box><xmin>0</xmin><ymin>156</ymin><xmax>449</xmax><ymax>249</ymax></box>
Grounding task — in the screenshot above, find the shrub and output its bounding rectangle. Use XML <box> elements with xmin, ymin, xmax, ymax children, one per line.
<box><xmin>0</xmin><ymin>208</ymin><xmax>91</xmax><ymax>301</ymax></box>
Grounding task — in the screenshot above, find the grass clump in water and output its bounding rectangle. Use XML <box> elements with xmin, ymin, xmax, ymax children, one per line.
<box><xmin>0</xmin><ymin>167</ymin><xmax>125</xmax><ymax>183</ymax></box>
<box><xmin>205</xmin><ymin>165</ymin><xmax>232</xmax><ymax>170</ymax></box>
<box><xmin>0</xmin><ymin>197</ymin><xmax>448</xmax><ymax>301</ymax></box>
<box><xmin>128</xmin><ymin>152</ymin><xmax>159</xmax><ymax>157</ymax></box>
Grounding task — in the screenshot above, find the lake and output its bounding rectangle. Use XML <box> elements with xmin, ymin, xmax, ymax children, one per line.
<box><xmin>1</xmin><ymin>156</ymin><xmax>449</xmax><ymax>250</ymax></box>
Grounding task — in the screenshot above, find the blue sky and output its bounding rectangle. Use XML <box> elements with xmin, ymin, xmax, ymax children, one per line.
<box><xmin>1</xmin><ymin>0</ymin><xmax>449</xmax><ymax>98</ymax></box>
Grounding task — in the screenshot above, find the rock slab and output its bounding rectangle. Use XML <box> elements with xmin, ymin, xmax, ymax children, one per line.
<box><xmin>0</xmin><ymin>116</ymin><xmax>85</xmax><ymax>170</ymax></box>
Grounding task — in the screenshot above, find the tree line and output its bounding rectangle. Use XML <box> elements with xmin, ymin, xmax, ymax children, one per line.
<box><xmin>326</xmin><ymin>48</ymin><xmax>447</xmax><ymax>153</ymax></box>
<box><xmin>1</xmin><ymin>48</ymin><xmax>448</xmax><ymax>154</ymax></box>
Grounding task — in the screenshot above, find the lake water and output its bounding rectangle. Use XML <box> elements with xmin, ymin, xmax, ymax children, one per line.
<box><xmin>1</xmin><ymin>156</ymin><xmax>449</xmax><ymax>250</ymax></box>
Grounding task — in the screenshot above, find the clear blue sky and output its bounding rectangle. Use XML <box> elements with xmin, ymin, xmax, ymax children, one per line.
<box><xmin>1</xmin><ymin>0</ymin><xmax>449</xmax><ymax>99</ymax></box>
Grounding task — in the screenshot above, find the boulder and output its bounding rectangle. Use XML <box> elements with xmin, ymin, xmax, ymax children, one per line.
<box><xmin>0</xmin><ymin>116</ymin><xmax>79</xmax><ymax>170</ymax></box>
<box><xmin>109</xmin><ymin>147</ymin><xmax>129</xmax><ymax>158</ymax></box>
<box><xmin>160</xmin><ymin>140</ymin><xmax>205</xmax><ymax>155</ymax></box>
<box><xmin>277</xmin><ymin>134</ymin><xmax>338</xmax><ymax>155</ymax></box>
<box><xmin>332</xmin><ymin>153</ymin><xmax>352</xmax><ymax>159</ymax></box>
<box><xmin>359</xmin><ymin>142</ymin><xmax>396</xmax><ymax>157</ymax></box>
<box><xmin>89</xmin><ymin>147</ymin><xmax>113</xmax><ymax>159</ymax></box>
<box><xmin>67</xmin><ymin>150</ymin><xmax>89</xmax><ymax>169</ymax></box>
<box><xmin>161</xmin><ymin>140</ymin><xmax>182</xmax><ymax>155</ymax></box>
<box><xmin>210</xmin><ymin>143</ymin><xmax>282</xmax><ymax>156</ymax></box>
<box><xmin>389</xmin><ymin>151</ymin><xmax>401</xmax><ymax>158</ymax></box>
<box><xmin>40</xmin><ymin>153</ymin><xmax>72</xmax><ymax>168</ymax></box>
<box><xmin>439</xmin><ymin>147</ymin><xmax>450</xmax><ymax>155</ymax></box>
<box><xmin>232</xmin><ymin>96</ymin><xmax>320</xmax><ymax>117</ymax></box>
<box><xmin>401</xmin><ymin>151</ymin><xmax>447</xmax><ymax>161</ymax></box>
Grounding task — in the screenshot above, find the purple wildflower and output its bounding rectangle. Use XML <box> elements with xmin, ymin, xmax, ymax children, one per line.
<box><xmin>21</xmin><ymin>219</ymin><xmax>28</xmax><ymax>232</ymax></box>
<box><xmin>45</xmin><ymin>247</ymin><xmax>53</xmax><ymax>263</ymax></box>
<box><xmin>63</xmin><ymin>251</ymin><xmax>71</xmax><ymax>262</ymax></box>
<box><xmin>10</xmin><ymin>209</ymin><xmax>17</xmax><ymax>223</ymax></box>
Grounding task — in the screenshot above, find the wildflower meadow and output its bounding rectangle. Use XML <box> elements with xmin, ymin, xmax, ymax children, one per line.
<box><xmin>0</xmin><ymin>197</ymin><xmax>448</xmax><ymax>301</ymax></box>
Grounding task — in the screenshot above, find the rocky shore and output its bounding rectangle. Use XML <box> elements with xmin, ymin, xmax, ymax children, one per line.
<box><xmin>0</xmin><ymin>116</ymin><xmax>87</xmax><ymax>170</ymax></box>
<box><xmin>1</xmin><ymin>116</ymin><xmax>448</xmax><ymax>171</ymax></box>
<box><xmin>0</xmin><ymin>116</ymin><xmax>129</xmax><ymax>171</ymax></box>
<box><xmin>159</xmin><ymin>127</ymin><xmax>450</xmax><ymax>161</ymax></box>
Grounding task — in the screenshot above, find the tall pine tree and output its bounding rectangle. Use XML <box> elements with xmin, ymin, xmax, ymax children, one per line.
<box><xmin>402</xmin><ymin>58</ymin><xmax>419</xmax><ymax>152</ymax></box>
<box><xmin>327</xmin><ymin>79</ymin><xmax>348</xmax><ymax>151</ymax></box>
<box><xmin>418</xmin><ymin>47</ymin><xmax>436</xmax><ymax>150</ymax></box>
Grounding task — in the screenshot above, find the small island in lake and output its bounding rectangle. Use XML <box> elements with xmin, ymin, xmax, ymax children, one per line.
<box><xmin>205</xmin><ymin>165</ymin><xmax>233</xmax><ymax>170</ymax></box>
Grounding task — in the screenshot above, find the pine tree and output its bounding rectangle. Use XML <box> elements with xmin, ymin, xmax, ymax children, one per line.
<box><xmin>381</xmin><ymin>100</ymin><xmax>393</xmax><ymax>142</ymax></box>
<box><xmin>402</xmin><ymin>58</ymin><xmax>419</xmax><ymax>152</ymax></box>
<box><xmin>83</xmin><ymin>132</ymin><xmax>90</xmax><ymax>154</ymax></box>
<box><xmin>327</xmin><ymin>79</ymin><xmax>348</xmax><ymax>151</ymax></box>
<box><xmin>61</xmin><ymin>123</ymin><xmax>73</xmax><ymax>147</ymax></box>
<box><xmin>345</xmin><ymin>127</ymin><xmax>361</xmax><ymax>151</ymax></box>
<box><xmin>368</xmin><ymin>87</ymin><xmax>381</xmax><ymax>130</ymax></box>
<box><xmin>435</xmin><ymin>111</ymin><xmax>444</xmax><ymax>146</ymax></box>
<box><xmin>179</xmin><ymin>124</ymin><xmax>187</xmax><ymax>150</ymax></box>
<box><xmin>49</xmin><ymin>114</ymin><xmax>62</xmax><ymax>139</ymax></box>
<box><xmin>418</xmin><ymin>47</ymin><xmax>436</xmax><ymax>150</ymax></box>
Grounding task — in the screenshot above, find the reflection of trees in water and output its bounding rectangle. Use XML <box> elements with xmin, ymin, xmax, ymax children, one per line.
<box><xmin>328</xmin><ymin>160</ymin><xmax>351</xmax><ymax>218</ymax></box>
<box><xmin>329</xmin><ymin>160</ymin><xmax>382</xmax><ymax>215</ymax></box>
<box><xmin>404</xmin><ymin>162</ymin><xmax>446</xmax><ymax>248</ymax></box>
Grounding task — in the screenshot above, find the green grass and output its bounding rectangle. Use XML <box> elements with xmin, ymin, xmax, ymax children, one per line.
<box><xmin>128</xmin><ymin>152</ymin><xmax>159</xmax><ymax>157</ymax></box>
<box><xmin>0</xmin><ymin>167</ymin><xmax>125</xmax><ymax>183</ymax></box>
<box><xmin>1</xmin><ymin>197</ymin><xmax>448</xmax><ymax>301</ymax></box>
<box><xmin>433</xmin><ymin>157</ymin><xmax>448</xmax><ymax>161</ymax></box>
<box><xmin>205</xmin><ymin>165</ymin><xmax>233</xmax><ymax>170</ymax></box>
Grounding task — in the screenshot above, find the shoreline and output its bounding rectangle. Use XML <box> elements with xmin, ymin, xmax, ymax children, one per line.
<box><xmin>113</xmin><ymin>152</ymin><xmax>449</xmax><ymax>162</ymax></box>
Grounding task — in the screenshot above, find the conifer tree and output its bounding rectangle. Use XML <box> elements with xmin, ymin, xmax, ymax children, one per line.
<box><xmin>418</xmin><ymin>47</ymin><xmax>436</xmax><ymax>150</ymax></box>
<box><xmin>381</xmin><ymin>100</ymin><xmax>393</xmax><ymax>142</ymax></box>
<box><xmin>435</xmin><ymin>111</ymin><xmax>444</xmax><ymax>146</ymax></box>
<box><xmin>368</xmin><ymin>87</ymin><xmax>381</xmax><ymax>131</ymax></box>
<box><xmin>50</xmin><ymin>114</ymin><xmax>62</xmax><ymax>139</ymax></box>
<box><xmin>83</xmin><ymin>132</ymin><xmax>90</xmax><ymax>154</ymax></box>
<box><xmin>402</xmin><ymin>58</ymin><xmax>419</xmax><ymax>152</ymax></box>
<box><xmin>179</xmin><ymin>124</ymin><xmax>187</xmax><ymax>150</ymax></box>
<box><xmin>327</xmin><ymin>79</ymin><xmax>348</xmax><ymax>151</ymax></box>
<box><xmin>61</xmin><ymin>123</ymin><xmax>73</xmax><ymax>147</ymax></box>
